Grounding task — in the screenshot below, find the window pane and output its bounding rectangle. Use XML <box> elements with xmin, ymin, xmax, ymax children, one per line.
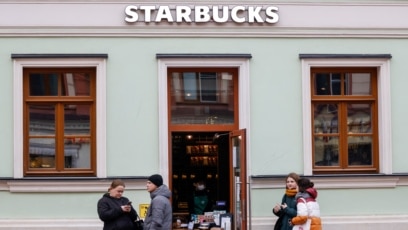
<box><xmin>314</xmin><ymin>73</ymin><xmax>341</xmax><ymax>95</ymax></box>
<box><xmin>29</xmin><ymin>138</ymin><xmax>56</xmax><ymax>168</ymax></box>
<box><xmin>347</xmin><ymin>104</ymin><xmax>371</xmax><ymax>133</ymax></box>
<box><xmin>64</xmin><ymin>104</ymin><xmax>90</xmax><ymax>135</ymax></box>
<box><xmin>62</xmin><ymin>73</ymin><xmax>91</xmax><ymax>96</ymax></box>
<box><xmin>64</xmin><ymin>138</ymin><xmax>90</xmax><ymax>168</ymax></box>
<box><xmin>348</xmin><ymin>136</ymin><xmax>372</xmax><ymax>165</ymax></box>
<box><xmin>182</xmin><ymin>72</ymin><xmax>198</xmax><ymax>101</ymax></box>
<box><xmin>314</xmin><ymin>136</ymin><xmax>339</xmax><ymax>166</ymax></box>
<box><xmin>314</xmin><ymin>104</ymin><xmax>338</xmax><ymax>134</ymax></box>
<box><xmin>347</xmin><ymin>104</ymin><xmax>372</xmax><ymax>166</ymax></box>
<box><xmin>200</xmin><ymin>72</ymin><xmax>217</xmax><ymax>102</ymax></box>
<box><xmin>29</xmin><ymin>104</ymin><xmax>55</xmax><ymax>135</ymax></box>
<box><xmin>345</xmin><ymin>73</ymin><xmax>371</xmax><ymax>95</ymax></box>
<box><xmin>170</xmin><ymin>71</ymin><xmax>235</xmax><ymax>124</ymax></box>
<box><xmin>314</xmin><ymin>103</ymin><xmax>339</xmax><ymax>166</ymax></box>
<box><xmin>29</xmin><ymin>73</ymin><xmax>58</xmax><ymax>96</ymax></box>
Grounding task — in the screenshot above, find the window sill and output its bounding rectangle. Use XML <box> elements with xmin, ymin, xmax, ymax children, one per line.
<box><xmin>250</xmin><ymin>174</ymin><xmax>408</xmax><ymax>189</ymax></box>
<box><xmin>0</xmin><ymin>177</ymin><xmax>147</xmax><ymax>193</ymax></box>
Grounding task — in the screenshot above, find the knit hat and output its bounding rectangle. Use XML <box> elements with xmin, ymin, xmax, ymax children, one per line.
<box><xmin>148</xmin><ymin>174</ymin><xmax>163</xmax><ymax>187</ymax></box>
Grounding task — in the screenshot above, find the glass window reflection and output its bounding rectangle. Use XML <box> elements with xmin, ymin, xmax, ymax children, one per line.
<box><xmin>345</xmin><ymin>73</ymin><xmax>371</xmax><ymax>95</ymax></box>
<box><xmin>348</xmin><ymin>136</ymin><xmax>372</xmax><ymax>165</ymax></box>
<box><xmin>29</xmin><ymin>73</ymin><xmax>58</xmax><ymax>96</ymax></box>
<box><xmin>314</xmin><ymin>104</ymin><xmax>338</xmax><ymax>134</ymax></box>
<box><xmin>62</xmin><ymin>73</ymin><xmax>91</xmax><ymax>96</ymax></box>
<box><xmin>29</xmin><ymin>72</ymin><xmax>91</xmax><ymax>96</ymax></box>
<box><xmin>314</xmin><ymin>73</ymin><xmax>341</xmax><ymax>95</ymax></box>
<box><xmin>64</xmin><ymin>138</ymin><xmax>90</xmax><ymax>168</ymax></box>
<box><xmin>64</xmin><ymin>104</ymin><xmax>90</xmax><ymax>135</ymax></box>
<box><xmin>170</xmin><ymin>71</ymin><xmax>235</xmax><ymax>124</ymax></box>
<box><xmin>29</xmin><ymin>105</ymin><xmax>55</xmax><ymax>135</ymax></box>
<box><xmin>29</xmin><ymin>138</ymin><xmax>56</xmax><ymax>168</ymax></box>
<box><xmin>314</xmin><ymin>136</ymin><xmax>339</xmax><ymax>166</ymax></box>
<box><xmin>347</xmin><ymin>104</ymin><xmax>372</xmax><ymax>134</ymax></box>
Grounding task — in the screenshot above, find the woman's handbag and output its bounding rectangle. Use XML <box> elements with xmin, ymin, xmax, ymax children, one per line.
<box><xmin>274</xmin><ymin>215</ymin><xmax>283</xmax><ymax>230</ymax></box>
<box><xmin>133</xmin><ymin>214</ymin><xmax>144</xmax><ymax>230</ymax></box>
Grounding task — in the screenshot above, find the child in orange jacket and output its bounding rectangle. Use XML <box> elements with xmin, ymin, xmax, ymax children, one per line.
<box><xmin>290</xmin><ymin>178</ymin><xmax>322</xmax><ymax>230</ymax></box>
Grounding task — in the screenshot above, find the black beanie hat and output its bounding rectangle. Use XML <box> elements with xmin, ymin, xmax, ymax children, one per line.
<box><xmin>148</xmin><ymin>174</ymin><xmax>163</xmax><ymax>187</ymax></box>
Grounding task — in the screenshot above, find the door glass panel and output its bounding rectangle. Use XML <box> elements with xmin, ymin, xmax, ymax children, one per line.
<box><xmin>231</xmin><ymin>130</ymin><xmax>247</xmax><ymax>230</ymax></box>
<box><xmin>170</xmin><ymin>71</ymin><xmax>235</xmax><ymax>124</ymax></box>
<box><xmin>232</xmin><ymin>136</ymin><xmax>241</xmax><ymax>230</ymax></box>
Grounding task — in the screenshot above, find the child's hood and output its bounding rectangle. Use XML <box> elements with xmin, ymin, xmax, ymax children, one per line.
<box><xmin>306</xmin><ymin>187</ymin><xmax>318</xmax><ymax>199</ymax></box>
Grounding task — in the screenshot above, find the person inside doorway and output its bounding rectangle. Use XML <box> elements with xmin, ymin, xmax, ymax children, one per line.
<box><xmin>189</xmin><ymin>177</ymin><xmax>212</xmax><ymax>216</ymax></box>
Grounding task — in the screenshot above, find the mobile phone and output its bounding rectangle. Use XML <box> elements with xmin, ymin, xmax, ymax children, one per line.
<box><xmin>127</xmin><ymin>201</ymin><xmax>132</xmax><ymax>205</ymax></box>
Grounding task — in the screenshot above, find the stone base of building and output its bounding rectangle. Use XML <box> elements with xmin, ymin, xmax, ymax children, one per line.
<box><xmin>0</xmin><ymin>215</ymin><xmax>407</xmax><ymax>229</ymax></box>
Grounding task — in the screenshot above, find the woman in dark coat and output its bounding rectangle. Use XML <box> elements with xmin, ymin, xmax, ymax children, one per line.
<box><xmin>97</xmin><ymin>179</ymin><xmax>138</xmax><ymax>230</ymax></box>
<box><xmin>272</xmin><ymin>172</ymin><xmax>300</xmax><ymax>230</ymax></box>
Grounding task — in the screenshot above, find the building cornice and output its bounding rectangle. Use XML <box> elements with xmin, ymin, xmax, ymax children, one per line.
<box><xmin>1</xmin><ymin>174</ymin><xmax>407</xmax><ymax>192</ymax></box>
<box><xmin>251</xmin><ymin>174</ymin><xmax>408</xmax><ymax>189</ymax></box>
<box><xmin>1</xmin><ymin>1</ymin><xmax>408</xmax><ymax>38</ymax></box>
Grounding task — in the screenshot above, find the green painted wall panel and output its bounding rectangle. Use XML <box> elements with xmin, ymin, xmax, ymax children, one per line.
<box><xmin>0</xmin><ymin>36</ymin><xmax>407</xmax><ymax>219</ymax></box>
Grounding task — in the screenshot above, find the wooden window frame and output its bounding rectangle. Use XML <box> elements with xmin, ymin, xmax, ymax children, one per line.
<box><xmin>23</xmin><ymin>67</ymin><xmax>97</xmax><ymax>176</ymax></box>
<box><xmin>157</xmin><ymin>56</ymin><xmax>251</xmax><ymax>182</ymax></box>
<box><xmin>311</xmin><ymin>67</ymin><xmax>378</xmax><ymax>173</ymax></box>
<box><xmin>300</xmin><ymin>56</ymin><xmax>392</xmax><ymax>175</ymax></box>
<box><xmin>13</xmin><ymin>56</ymin><xmax>107</xmax><ymax>179</ymax></box>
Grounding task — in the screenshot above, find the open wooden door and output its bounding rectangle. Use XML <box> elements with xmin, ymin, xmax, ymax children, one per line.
<box><xmin>230</xmin><ymin>129</ymin><xmax>247</xmax><ymax>230</ymax></box>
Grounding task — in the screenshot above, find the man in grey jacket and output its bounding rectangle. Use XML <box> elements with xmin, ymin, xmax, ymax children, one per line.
<box><xmin>144</xmin><ymin>174</ymin><xmax>172</xmax><ymax>230</ymax></box>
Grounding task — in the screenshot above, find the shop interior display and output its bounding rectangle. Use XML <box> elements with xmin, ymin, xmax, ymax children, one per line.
<box><xmin>171</xmin><ymin>132</ymin><xmax>230</xmax><ymax>225</ymax></box>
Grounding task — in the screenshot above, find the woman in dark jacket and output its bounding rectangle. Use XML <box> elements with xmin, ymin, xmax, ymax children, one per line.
<box><xmin>272</xmin><ymin>172</ymin><xmax>300</xmax><ymax>230</ymax></box>
<box><xmin>97</xmin><ymin>179</ymin><xmax>138</xmax><ymax>230</ymax></box>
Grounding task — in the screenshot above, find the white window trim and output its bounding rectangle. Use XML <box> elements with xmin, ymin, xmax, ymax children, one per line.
<box><xmin>157</xmin><ymin>58</ymin><xmax>251</xmax><ymax>182</ymax></box>
<box><xmin>13</xmin><ymin>58</ymin><xmax>107</xmax><ymax>178</ymax></box>
<box><xmin>301</xmin><ymin>58</ymin><xmax>392</xmax><ymax>175</ymax></box>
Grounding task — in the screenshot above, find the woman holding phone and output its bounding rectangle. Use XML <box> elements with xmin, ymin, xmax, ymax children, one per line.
<box><xmin>97</xmin><ymin>179</ymin><xmax>138</xmax><ymax>230</ymax></box>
